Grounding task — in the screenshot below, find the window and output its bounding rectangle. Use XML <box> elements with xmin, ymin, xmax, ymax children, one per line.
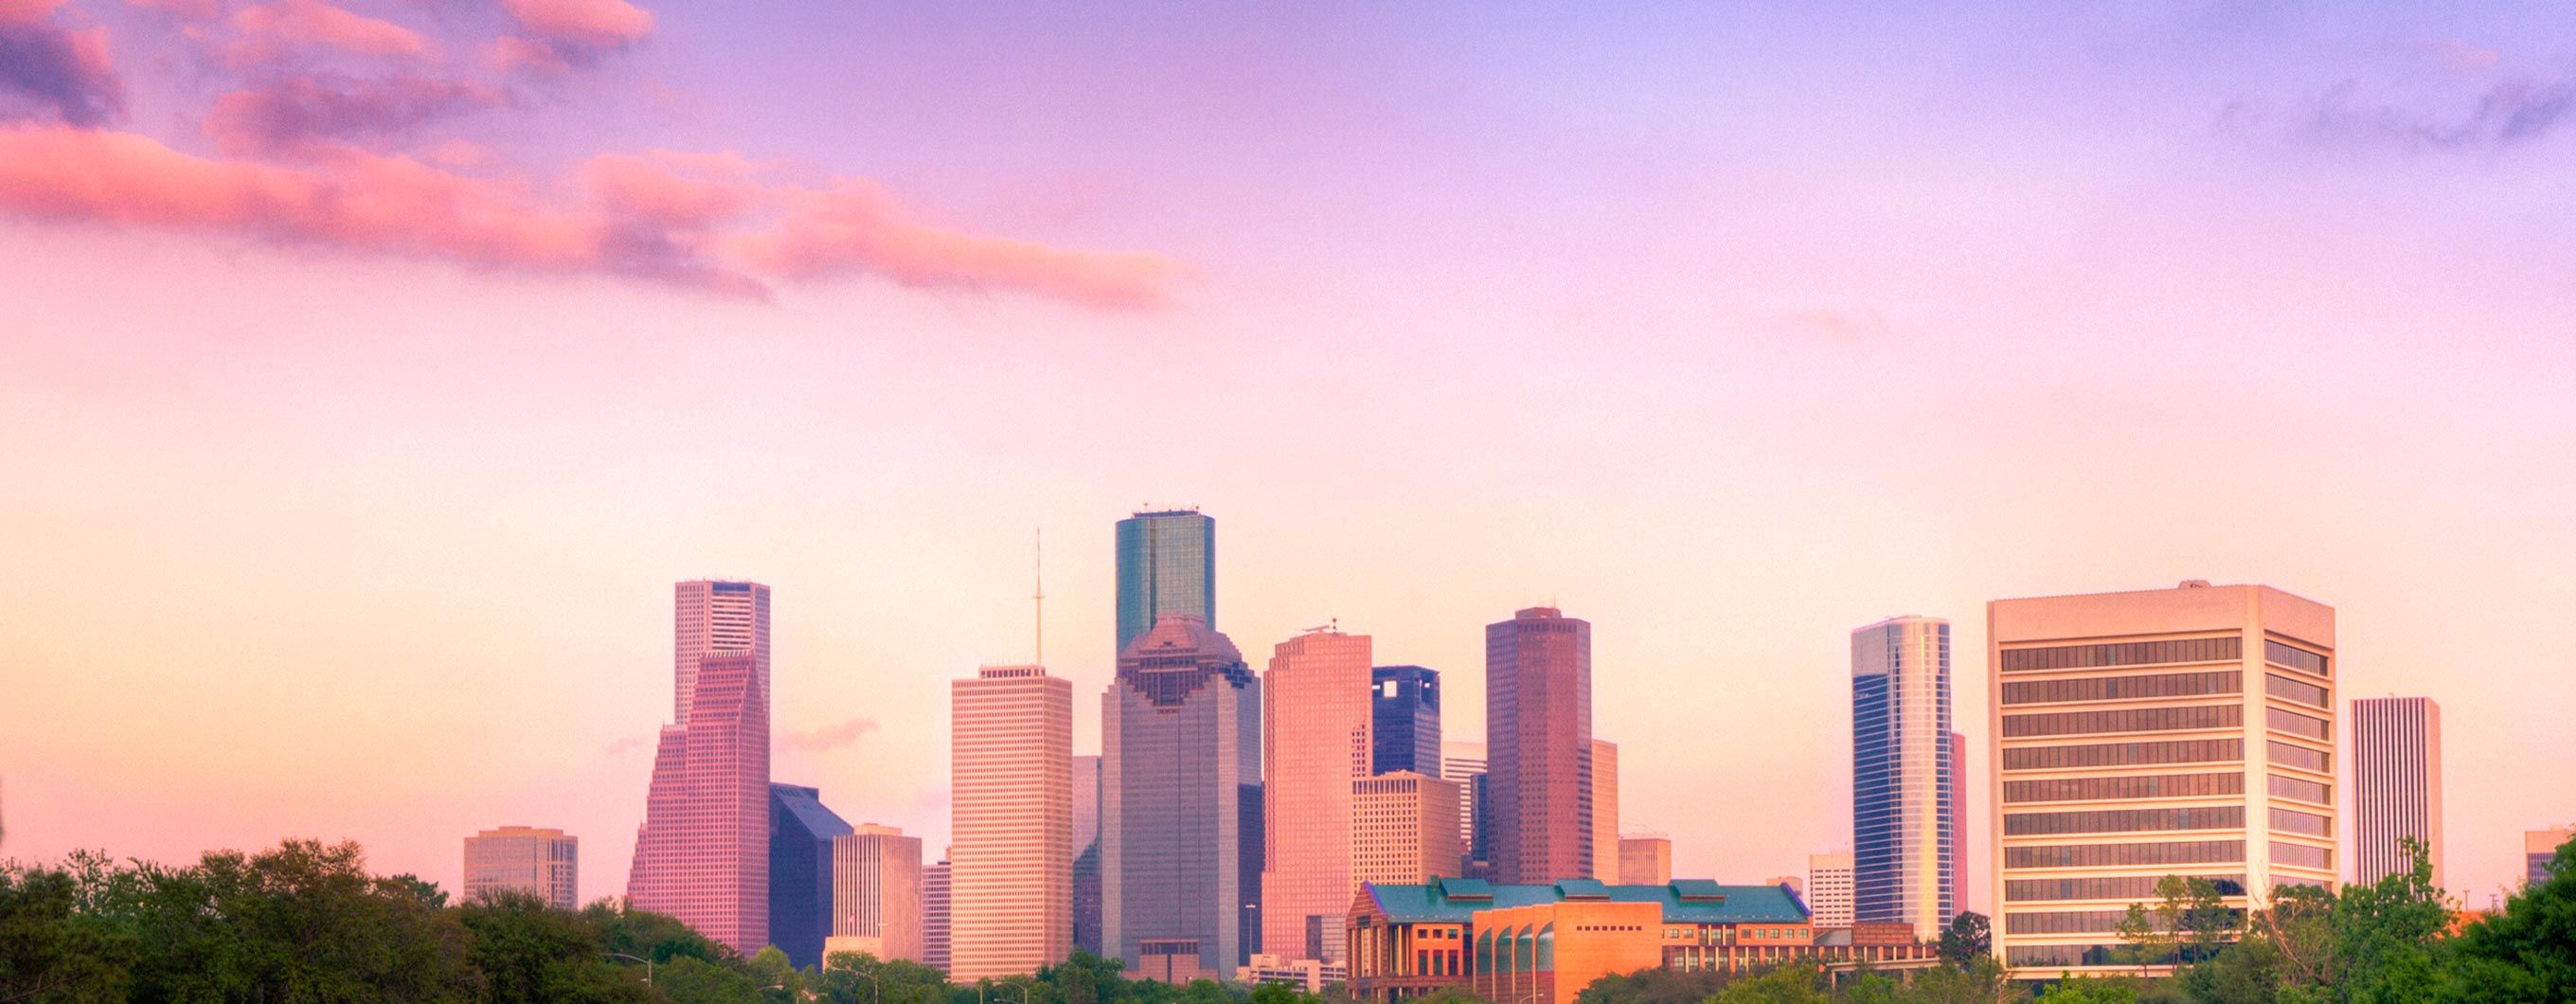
<box><xmin>2266</xmin><ymin>708</ymin><xmax>2331</xmax><ymax>740</ymax></box>
<box><xmin>2008</xmin><ymin>874</ymin><xmax>2246</xmax><ymax>902</ymax></box>
<box><xmin>2270</xmin><ymin>841</ymin><xmax>2334</xmax><ymax>870</ymax></box>
<box><xmin>2263</xmin><ymin>640</ymin><xmax>2329</xmax><ymax>676</ymax></box>
<box><xmin>2005</xmin><ymin>805</ymin><xmax>2245</xmax><ymax>836</ymax></box>
<box><xmin>2006</xmin><ymin>839</ymin><xmax>2245</xmax><ymax>870</ymax></box>
<box><xmin>2005</xmin><ymin>772</ymin><xmax>2244</xmax><ymax>804</ymax></box>
<box><xmin>2267</xmin><ymin>774</ymin><xmax>2331</xmax><ymax>804</ymax></box>
<box><xmin>2003</xmin><ymin>704</ymin><xmax>2241</xmax><ymax>738</ymax></box>
<box><xmin>2266</xmin><ymin>741</ymin><xmax>2331</xmax><ymax>773</ymax></box>
<box><xmin>2270</xmin><ymin>808</ymin><xmax>2331</xmax><ymax>836</ymax></box>
<box><xmin>2265</xmin><ymin>673</ymin><xmax>2330</xmax><ymax>708</ymax></box>
<box><xmin>2006</xmin><ymin>910</ymin><xmax>2147</xmax><ymax>934</ymax></box>
<box><xmin>2001</xmin><ymin>637</ymin><xmax>2241</xmax><ymax>672</ymax></box>
<box><xmin>2004</xmin><ymin>739</ymin><xmax>2243</xmax><ymax>772</ymax></box>
<box><xmin>2002</xmin><ymin>671</ymin><xmax>2243</xmax><ymax>706</ymax></box>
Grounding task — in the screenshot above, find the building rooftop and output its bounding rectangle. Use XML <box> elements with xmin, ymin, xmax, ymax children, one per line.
<box><xmin>1360</xmin><ymin>877</ymin><xmax>1811</xmax><ymax>924</ymax></box>
<box><xmin>771</xmin><ymin>783</ymin><xmax>853</xmax><ymax>839</ymax></box>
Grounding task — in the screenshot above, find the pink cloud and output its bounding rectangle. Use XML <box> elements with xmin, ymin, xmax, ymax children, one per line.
<box><xmin>779</xmin><ymin>717</ymin><xmax>877</xmax><ymax>754</ymax></box>
<box><xmin>581</xmin><ymin>150</ymin><xmax>760</xmax><ymax>229</ymax></box>
<box><xmin>0</xmin><ymin>0</ymin><xmax>67</xmax><ymax>27</ymax></box>
<box><xmin>125</xmin><ymin>0</ymin><xmax>221</xmax><ymax>19</ymax></box>
<box><xmin>729</xmin><ymin>180</ymin><xmax>1183</xmax><ymax>310</ymax></box>
<box><xmin>205</xmin><ymin>74</ymin><xmax>506</xmax><ymax>154</ymax></box>
<box><xmin>230</xmin><ymin>0</ymin><xmax>428</xmax><ymax>61</ymax></box>
<box><xmin>502</xmin><ymin>0</ymin><xmax>651</xmax><ymax>47</ymax></box>
<box><xmin>0</xmin><ymin>6</ymin><xmax>122</xmax><ymax>126</ymax></box>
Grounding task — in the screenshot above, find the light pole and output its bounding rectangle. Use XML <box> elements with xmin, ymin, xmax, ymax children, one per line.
<box><xmin>605</xmin><ymin>952</ymin><xmax>653</xmax><ymax>987</ymax></box>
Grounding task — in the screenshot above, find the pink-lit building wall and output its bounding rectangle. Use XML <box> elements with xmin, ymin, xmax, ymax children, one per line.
<box><xmin>1261</xmin><ymin>627</ymin><xmax>1374</xmax><ymax>962</ymax></box>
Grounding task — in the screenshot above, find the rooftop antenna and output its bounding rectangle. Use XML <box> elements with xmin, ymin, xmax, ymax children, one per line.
<box><xmin>1033</xmin><ymin>527</ymin><xmax>1046</xmax><ymax>666</ymax></box>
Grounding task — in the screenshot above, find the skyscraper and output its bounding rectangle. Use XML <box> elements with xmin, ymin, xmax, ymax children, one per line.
<box><xmin>1115</xmin><ymin>510</ymin><xmax>1215</xmax><ymax>653</ymax></box>
<box><xmin>1852</xmin><ymin>616</ymin><xmax>1954</xmax><ymax>941</ymax></box>
<box><xmin>1990</xmin><ymin>582</ymin><xmax>2337</xmax><ymax>976</ymax></box>
<box><xmin>1102</xmin><ymin>614</ymin><xmax>1264</xmax><ymax>979</ymax></box>
<box><xmin>1073</xmin><ymin>753</ymin><xmax>1103</xmax><ymax>956</ymax></box>
<box><xmin>1074</xmin><ymin>754</ymin><xmax>1103</xmax><ymax>857</ymax></box>
<box><xmin>923</xmin><ymin>855</ymin><xmax>953</xmax><ymax>975</ymax></box>
<box><xmin>2352</xmin><ymin>696</ymin><xmax>2442</xmax><ymax>887</ymax></box>
<box><xmin>830</xmin><ymin>824</ymin><xmax>923</xmax><ymax>963</ymax></box>
<box><xmin>1486</xmin><ymin>606</ymin><xmax>1592</xmax><ymax>884</ymax></box>
<box><xmin>950</xmin><ymin>664</ymin><xmax>1073</xmax><ymax>981</ymax></box>
<box><xmin>1807</xmin><ymin>852</ymin><xmax>1855</xmax><ymax>928</ymax></box>
<box><xmin>1350</xmin><ymin>771</ymin><xmax>1460</xmax><ymax>888</ymax></box>
<box><xmin>1262</xmin><ymin>626</ymin><xmax>1374</xmax><ymax>963</ymax></box>
<box><xmin>1618</xmin><ymin>834</ymin><xmax>1672</xmax><ymax>886</ymax></box>
<box><xmin>1440</xmin><ymin>741</ymin><xmax>1488</xmax><ymax>878</ymax></box>
<box><xmin>1370</xmin><ymin>666</ymin><xmax>1441</xmax><ymax>776</ymax></box>
<box><xmin>2529</xmin><ymin>829</ymin><xmax>2572</xmax><ymax>886</ymax></box>
<box><xmin>1591</xmin><ymin>739</ymin><xmax>1619</xmax><ymax>883</ymax></box>
<box><xmin>1951</xmin><ymin>730</ymin><xmax>1970</xmax><ymax>920</ymax></box>
<box><xmin>629</xmin><ymin>580</ymin><xmax>773</xmax><ymax>956</ymax></box>
<box><xmin>463</xmin><ymin>826</ymin><xmax>578</xmax><ymax>909</ymax></box>
<box><xmin>771</xmin><ymin>784</ymin><xmax>854</xmax><ymax>970</ymax></box>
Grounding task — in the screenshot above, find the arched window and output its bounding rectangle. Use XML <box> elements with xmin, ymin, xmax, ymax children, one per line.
<box><xmin>1536</xmin><ymin>923</ymin><xmax>1555</xmax><ymax>971</ymax></box>
<box><xmin>1476</xmin><ymin>929</ymin><xmax>1494</xmax><ymax>975</ymax></box>
<box><xmin>1516</xmin><ymin>926</ymin><xmax>1535</xmax><ymax>974</ymax></box>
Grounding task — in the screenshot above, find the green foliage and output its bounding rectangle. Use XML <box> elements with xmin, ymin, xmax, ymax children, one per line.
<box><xmin>2034</xmin><ymin>976</ymin><xmax>2141</xmax><ymax>1003</ymax></box>
<box><xmin>1572</xmin><ymin>963</ymin><xmax>1737</xmax><ymax>1004</ymax></box>
<box><xmin>1707</xmin><ymin>965</ymin><xmax>1829</xmax><ymax>1004</ymax></box>
<box><xmin>1935</xmin><ymin>912</ymin><xmax>1990</xmax><ymax>968</ymax></box>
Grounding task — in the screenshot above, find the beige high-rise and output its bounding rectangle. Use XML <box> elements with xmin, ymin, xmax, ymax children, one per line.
<box><xmin>950</xmin><ymin>665</ymin><xmax>1072</xmax><ymax>980</ymax></box>
<box><xmin>2351</xmin><ymin>697</ymin><xmax>2442</xmax><ymax>887</ymax></box>
<box><xmin>464</xmin><ymin>826</ymin><xmax>578</xmax><ymax>909</ymax></box>
<box><xmin>1261</xmin><ymin>627</ymin><xmax>1373</xmax><ymax>963</ymax></box>
<box><xmin>1590</xmin><ymin>740</ymin><xmax>1619</xmax><ymax>882</ymax></box>
<box><xmin>1618</xmin><ymin>834</ymin><xmax>1671</xmax><ymax>886</ymax></box>
<box><xmin>1806</xmin><ymin>852</ymin><xmax>1854</xmax><ymax>927</ymax></box>
<box><xmin>1991</xmin><ymin>582</ymin><xmax>2336</xmax><ymax>976</ymax></box>
<box><xmin>830</xmin><ymin>824</ymin><xmax>923</xmax><ymax>962</ymax></box>
<box><xmin>1351</xmin><ymin>771</ymin><xmax>1460</xmax><ymax>888</ymax></box>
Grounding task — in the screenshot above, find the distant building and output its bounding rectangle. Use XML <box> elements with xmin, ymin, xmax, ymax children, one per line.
<box><xmin>830</xmin><ymin>824</ymin><xmax>922</xmax><ymax>963</ymax></box>
<box><xmin>1764</xmin><ymin>875</ymin><xmax>1804</xmax><ymax>898</ymax></box>
<box><xmin>1370</xmin><ymin>666</ymin><xmax>1441</xmax><ymax>776</ymax></box>
<box><xmin>2352</xmin><ymin>697</ymin><xmax>2442</xmax><ymax>887</ymax></box>
<box><xmin>1074</xmin><ymin>753</ymin><xmax>1101</xmax><ymax>956</ymax></box>
<box><xmin>950</xmin><ymin>665</ymin><xmax>1073</xmax><ymax>980</ymax></box>
<box><xmin>1074</xmin><ymin>755</ymin><xmax>1102</xmax><ymax>854</ymax></box>
<box><xmin>1264</xmin><ymin>626</ymin><xmax>1375</xmax><ymax>964</ymax></box>
<box><xmin>463</xmin><ymin>826</ymin><xmax>578</xmax><ymax>909</ymax></box>
<box><xmin>771</xmin><ymin>784</ymin><xmax>854</xmax><ymax>970</ymax></box>
<box><xmin>2531</xmin><ymin>829</ymin><xmax>2572</xmax><ymax>886</ymax></box>
<box><xmin>1852</xmin><ymin>616</ymin><xmax>1954</xmax><ymax>941</ymax></box>
<box><xmin>1487</xmin><ymin>607</ymin><xmax>1593</xmax><ymax>884</ymax></box>
<box><xmin>1806</xmin><ymin>852</ymin><xmax>1854</xmax><ymax>928</ymax></box>
<box><xmin>1440</xmin><ymin>741</ymin><xmax>1488</xmax><ymax>877</ymax></box>
<box><xmin>1950</xmin><ymin>730</ymin><xmax>1969</xmax><ymax>920</ymax></box>
<box><xmin>1618</xmin><ymin>834</ymin><xmax>1671</xmax><ymax>887</ymax></box>
<box><xmin>1116</xmin><ymin>510</ymin><xmax>1215</xmax><ymax>652</ymax></box>
<box><xmin>1591</xmin><ymin>740</ymin><xmax>1619</xmax><ymax>883</ymax></box>
<box><xmin>1237</xmin><ymin>954</ymin><xmax>1349</xmax><ymax>994</ymax></box>
<box><xmin>923</xmin><ymin>855</ymin><xmax>953</xmax><ymax>975</ymax></box>
<box><xmin>628</xmin><ymin>580</ymin><xmax>772</xmax><ymax>956</ymax></box>
<box><xmin>1103</xmin><ymin>614</ymin><xmax>1264</xmax><ymax>977</ymax></box>
<box><xmin>1351</xmin><ymin>771</ymin><xmax>1461</xmax><ymax>888</ymax></box>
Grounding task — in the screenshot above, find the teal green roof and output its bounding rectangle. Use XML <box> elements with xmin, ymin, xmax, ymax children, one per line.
<box><xmin>1361</xmin><ymin>880</ymin><xmax>1810</xmax><ymax>924</ymax></box>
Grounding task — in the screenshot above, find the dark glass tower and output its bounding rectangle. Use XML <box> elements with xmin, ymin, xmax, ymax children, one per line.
<box><xmin>1851</xmin><ymin>616</ymin><xmax>1953</xmax><ymax>940</ymax></box>
<box><xmin>1115</xmin><ymin>510</ymin><xmax>1215</xmax><ymax>653</ymax></box>
<box><xmin>1370</xmin><ymin>665</ymin><xmax>1441</xmax><ymax>776</ymax></box>
<box><xmin>767</xmin><ymin>783</ymin><xmax>852</xmax><ymax>970</ymax></box>
<box><xmin>1100</xmin><ymin>614</ymin><xmax>1263</xmax><ymax>976</ymax></box>
<box><xmin>1485</xmin><ymin>607</ymin><xmax>1591</xmax><ymax>885</ymax></box>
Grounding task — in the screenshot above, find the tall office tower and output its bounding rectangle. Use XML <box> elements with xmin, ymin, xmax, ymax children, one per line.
<box><xmin>673</xmin><ymin>580</ymin><xmax>771</xmax><ymax>726</ymax></box>
<box><xmin>2527</xmin><ymin>829</ymin><xmax>2571</xmax><ymax>886</ymax></box>
<box><xmin>1370</xmin><ymin>666</ymin><xmax>1441</xmax><ymax>776</ymax></box>
<box><xmin>1073</xmin><ymin>753</ymin><xmax>1103</xmax><ymax>955</ymax></box>
<box><xmin>923</xmin><ymin>856</ymin><xmax>953</xmax><ymax>975</ymax></box>
<box><xmin>1074</xmin><ymin>755</ymin><xmax>1103</xmax><ymax>856</ymax></box>
<box><xmin>1350</xmin><ymin>771</ymin><xmax>1461</xmax><ymax>887</ymax></box>
<box><xmin>630</xmin><ymin>579</ymin><xmax>772</xmax><ymax>958</ymax></box>
<box><xmin>1991</xmin><ymin>582</ymin><xmax>2337</xmax><ymax>975</ymax></box>
<box><xmin>1951</xmin><ymin>730</ymin><xmax>1970</xmax><ymax>919</ymax></box>
<box><xmin>1590</xmin><ymin>740</ymin><xmax>1619</xmax><ymax>882</ymax></box>
<box><xmin>2352</xmin><ymin>697</ymin><xmax>2443</xmax><ymax>887</ymax></box>
<box><xmin>1102</xmin><ymin>614</ymin><xmax>1264</xmax><ymax>979</ymax></box>
<box><xmin>830</xmin><ymin>824</ymin><xmax>923</xmax><ymax>962</ymax></box>
<box><xmin>463</xmin><ymin>826</ymin><xmax>578</xmax><ymax>909</ymax></box>
<box><xmin>1115</xmin><ymin>510</ymin><xmax>1216</xmax><ymax>652</ymax></box>
<box><xmin>1618</xmin><ymin>834</ymin><xmax>1672</xmax><ymax>886</ymax></box>
<box><xmin>1807</xmin><ymin>852</ymin><xmax>1855</xmax><ymax>928</ymax></box>
<box><xmin>1440</xmin><ymin>741</ymin><xmax>1489</xmax><ymax>877</ymax></box>
<box><xmin>1486</xmin><ymin>606</ymin><xmax>1593</xmax><ymax>884</ymax></box>
<box><xmin>950</xmin><ymin>665</ymin><xmax>1073</xmax><ymax>980</ymax></box>
<box><xmin>770</xmin><ymin>785</ymin><xmax>853</xmax><ymax>970</ymax></box>
<box><xmin>1852</xmin><ymin>616</ymin><xmax>1955</xmax><ymax>941</ymax></box>
<box><xmin>1262</xmin><ymin>627</ymin><xmax>1374</xmax><ymax>963</ymax></box>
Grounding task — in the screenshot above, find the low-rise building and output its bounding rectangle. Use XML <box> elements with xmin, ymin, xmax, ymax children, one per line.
<box><xmin>1238</xmin><ymin>954</ymin><xmax>1350</xmax><ymax>994</ymax></box>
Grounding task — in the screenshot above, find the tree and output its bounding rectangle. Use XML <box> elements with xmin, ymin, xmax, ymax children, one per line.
<box><xmin>2032</xmin><ymin>976</ymin><xmax>2139</xmax><ymax>1003</ymax></box>
<box><xmin>0</xmin><ymin>857</ymin><xmax>136</xmax><ymax>1003</ymax></box>
<box><xmin>2439</xmin><ymin>832</ymin><xmax>2576</xmax><ymax>1002</ymax></box>
<box><xmin>1708</xmin><ymin>965</ymin><xmax>1829</xmax><ymax>1004</ymax></box>
<box><xmin>457</xmin><ymin>890</ymin><xmax>653</xmax><ymax>1003</ymax></box>
<box><xmin>659</xmin><ymin>954</ymin><xmax>762</xmax><ymax>1003</ymax></box>
<box><xmin>1938</xmin><ymin>912</ymin><xmax>1993</xmax><ymax>968</ymax></box>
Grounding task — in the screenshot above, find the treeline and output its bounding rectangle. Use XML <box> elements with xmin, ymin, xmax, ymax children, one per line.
<box><xmin>0</xmin><ymin>838</ymin><xmax>1335</xmax><ymax>1004</ymax></box>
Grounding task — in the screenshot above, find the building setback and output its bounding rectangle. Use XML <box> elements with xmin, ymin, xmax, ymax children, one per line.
<box><xmin>829</xmin><ymin>824</ymin><xmax>923</xmax><ymax>963</ymax></box>
<box><xmin>1440</xmin><ymin>742</ymin><xmax>1489</xmax><ymax>878</ymax></box>
<box><xmin>770</xmin><ymin>784</ymin><xmax>853</xmax><ymax>970</ymax></box>
<box><xmin>1351</xmin><ymin>771</ymin><xmax>1461</xmax><ymax>889</ymax></box>
<box><xmin>1102</xmin><ymin>614</ymin><xmax>1264</xmax><ymax>979</ymax></box>
<box><xmin>629</xmin><ymin>580</ymin><xmax>772</xmax><ymax>957</ymax></box>
<box><xmin>463</xmin><ymin>826</ymin><xmax>578</xmax><ymax>910</ymax></box>
<box><xmin>1486</xmin><ymin>607</ymin><xmax>1593</xmax><ymax>885</ymax></box>
<box><xmin>2351</xmin><ymin>696</ymin><xmax>2442</xmax><ymax>887</ymax></box>
<box><xmin>1990</xmin><ymin>581</ymin><xmax>2338</xmax><ymax>976</ymax></box>
<box><xmin>950</xmin><ymin>665</ymin><xmax>1073</xmax><ymax>980</ymax></box>
<box><xmin>1852</xmin><ymin>616</ymin><xmax>1955</xmax><ymax>941</ymax></box>
<box><xmin>1263</xmin><ymin>627</ymin><xmax>1375</xmax><ymax>963</ymax></box>
<box><xmin>1370</xmin><ymin>666</ymin><xmax>1442</xmax><ymax>777</ymax></box>
<box><xmin>1115</xmin><ymin>510</ymin><xmax>1216</xmax><ymax>653</ymax></box>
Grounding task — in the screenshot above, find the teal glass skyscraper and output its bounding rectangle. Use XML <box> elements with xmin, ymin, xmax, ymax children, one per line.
<box><xmin>1115</xmin><ymin>510</ymin><xmax>1215</xmax><ymax>652</ymax></box>
<box><xmin>1852</xmin><ymin>615</ymin><xmax>1953</xmax><ymax>941</ymax></box>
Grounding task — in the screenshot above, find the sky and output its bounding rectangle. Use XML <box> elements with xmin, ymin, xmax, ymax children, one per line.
<box><xmin>2</xmin><ymin>0</ymin><xmax>2573</xmax><ymax>913</ymax></box>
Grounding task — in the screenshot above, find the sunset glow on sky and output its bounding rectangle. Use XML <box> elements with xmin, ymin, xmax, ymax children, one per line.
<box><xmin>3</xmin><ymin>0</ymin><xmax>2572</xmax><ymax>911</ymax></box>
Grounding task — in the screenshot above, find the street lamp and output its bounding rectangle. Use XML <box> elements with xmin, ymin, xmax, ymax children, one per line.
<box><xmin>605</xmin><ymin>952</ymin><xmax>653</xmax><ymax>987</ymax></box>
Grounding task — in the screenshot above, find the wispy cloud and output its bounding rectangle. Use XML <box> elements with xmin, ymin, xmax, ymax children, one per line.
<box><xmin>600</xmin><ymin>733</ymin><xmax>652</xmax><ymax>757</ymax></box>
<box><xmin>780</xmin><ymin>717</ymin><xmax>878</xmax><ymax>754</ymax></box>
<box><xmin>206</xmin><ymin>74</ymin><xmax>507</xmax><ymax>153</ymax></box>
<box><xmin>229</xmin><ymin>0</ymin><xmax>430</xmax><ymax>63</ymax></box>
<box><xmin>0</xmin><ymin>1</ymin><xmax>124</xmax><ymax>126</ymax></box>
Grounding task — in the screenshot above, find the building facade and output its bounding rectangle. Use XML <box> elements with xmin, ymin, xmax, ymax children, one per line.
<box><xmin>2530</xmin><ymin>829</ymin><xmax>2571</xmax><ymax>886</ymax></box>
<box><xmin>629</xmin><ymin>581</ymin><xmax>773</xmax><ymax>956</ymax></box>
<box><xmin>1591</xmin><ymin>740</ymin><xmax>1619</xmax><ymax>883</ymax></box>
<box><xmin>1990</xmin><ymin>582</ymin><xmax>2339</xmax><ymax>975</ymax></box>
<box><xmin>1074</xmin><ymin>753</ymin><xmax>1102</xmax><ymax>956</ymax></box>
<box><xmin>1806</xmin><ymin>852</ymin><xmax>1854</xmax><ymax>928</ymax></box>
<box><xmin>1852</xmin><ymin>616</ymin><xmax>1954</xmax><ymax>940</ymax></box>
<box><xmin>1263</xmin><ymin>627</ymin><xmax>1376</xmax><ymax>963</ymax></box>
<box><xmin>1371</xmin><ymin>666</ymin><xmax>1442</xmax><ymax>777</ymax></box>
<box><xmin>1115</xmin><ymin>510</ymin><xmax>1215</xmax><ymax>653</ymax></box>
<box><xmin>1352</xmin><ymin>772</ymin><xmax>1462</xmax><ymax>889</ymax></box>
<box><xmin>1951</xmin><ymin>730</ymin><xmax>1970</xmax><ymax>920</ymax></box>
<box><xmin>1486</xmin><ymin>607</ymin><xmax>1593</xmax><ymax>885</ymax></box>
<box><xmin>2352</xmin><ymin>696</ymin><xmax>2443</xmax><ymax>887</ymax></box>
<box><xmin>1618</xmin><ymin>835</ymin><xmax>1671</xmax><ymax>887</ymax></box>
<box><xmin>830</xmin><ymin>824</ymin><xmax>923</xmax><ymax>963</ymax></box>
<box><xmin>1441</xmin><ymin>742</ymin><xmax>1489</xmax><ymax>878</ymax></box>
<box><xmin>771</xmin><ymin>784</ymin><xmax>854</xmax><ymax>970</ymax></box>
<box><xmin>1102</xmin><ymin>614</ymin><xmax>1265</xmax><ymax>977</ymax></box>
<box><xmin>463</xmin><ymin>826</ymin><xmax>578</xmax><ymax>909</ymax></box>
<box><xmin>923</xmin><ymin>856</ymin><xmax>952</xmax><ymax>975</ymax></box>
<box><xmin>950</xmin><ymin>664</ymin><xmax>1074</xmax><ymax>980</ymax></box>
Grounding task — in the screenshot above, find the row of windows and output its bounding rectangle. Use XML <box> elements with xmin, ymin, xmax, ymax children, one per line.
<box><xmin>2005</xmin><ymin>839</ymin><xmax>2246</xmax><ymax>870</ymax></box>
<box><xmin>2268</xmin><ymin>774</ymin><xmax>2332</xmax><ymax>804</ymax></box>
<box><xmin>2002</xmin><ymin>907</ymin><xmax>2236</xmax><ymax>935</ymax></box>
<box><xmin>2271</xmin><ymin>807</ymin><xmax>2331</xmax><ymax>836</ymax></box>
<box><xmin>2266</xmin><ymin>741</ymin><xmax>2331</xmax><ymax>773</ymax></box>
<box><xmin>2267</xmin><ymin>708</ymin><xmax>2331</xmax><ymax>741</ymax></box>
<box><xmin>2007</xmin><ymin>874</ymin><xmax>2246</xmax><ymax>902</ymax></box>
<box><xmin>2002</xmin><ymin>671</ymin><xmax>2243</xmax><ymax>707</ymax></box>
<box><xmin>2004</xmin><ymin>704</ymin><xmax>2241</xmax><ymax>739</ymax></box>
<box><xmin>2004</xmin><ymin>772</ymin><xmax>2244</xmax><ymax>804</ymax></box>
<box><xmin>2002</xmin><ymin>637</ymin><xmax>2242</xmax><ymax>673</ymax></box>
<box><xmin>2265</xmin><ymin>673</ymin><xmax>2330</xmax><ymax>708</ymax></box>
<box><xmin>2271</xmin><ymin>841</ymin><xmax>2334</xmax><ymax>870</ymax></box>
<box><xmin>2263</xmin><ymin>640</ymin><xmax>2329</xmax><ymax>676</ymax></box>
<box><xmin>2005</xmin><ymin>805</ymin><xmax>2245</xmax><ymax>836</ymax></box>
<box><xmin>2004</xmin><ymin>739</ymin><xmax>2243</xmax><ymax>772</ymax></box>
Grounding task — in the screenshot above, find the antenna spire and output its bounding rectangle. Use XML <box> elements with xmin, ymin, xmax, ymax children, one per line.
<box><xmin>1033</xmin><ymin>527</ymin><xmax>1046</xmax><ymax>666</ymax></box>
